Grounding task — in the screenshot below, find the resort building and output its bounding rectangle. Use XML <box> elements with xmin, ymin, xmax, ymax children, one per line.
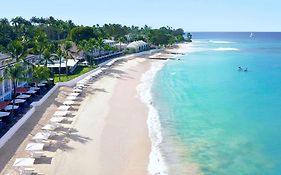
<box><xmin>103</xmin><ymin>39</ymin><xmax>116</xmax><ymax>47</ymax></box>
<box><xmin>0</xmin><ymin>53</ymin><xmax>39</xmax><ymax>101</ymax></box>
<box><xmin>127</xmin><ymin>40</ymin><xmax>149</xmax><ymax>53</ymax></box>
<box><xmin>47</xmin><ymin>58</ymin><xmax>79</xmax><ymax>74</ymax></box>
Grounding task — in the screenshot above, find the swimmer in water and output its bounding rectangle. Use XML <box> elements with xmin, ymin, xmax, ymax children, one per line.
<box><xmin>238</xmin><ymin>66</ymin><xmax>243</xmax><ymax>71</ymax></box>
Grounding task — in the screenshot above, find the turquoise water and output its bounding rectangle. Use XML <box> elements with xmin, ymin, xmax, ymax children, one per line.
<box><xmin>152</xmin><ymin>33</ymin><xmax>281</xmax><ymax>175</ymax></box>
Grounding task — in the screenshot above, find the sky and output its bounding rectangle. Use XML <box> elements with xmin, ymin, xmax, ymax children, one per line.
<box><xmin>1</xmin><ymin>0</ymin><xmax>281</xmax><ymax>31</ymax></box>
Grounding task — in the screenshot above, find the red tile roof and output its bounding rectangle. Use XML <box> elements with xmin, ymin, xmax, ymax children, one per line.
<box><xmin>0</xmin><ymin>101</ymin><xmax>10</xmax><ymax>110</ymax></box>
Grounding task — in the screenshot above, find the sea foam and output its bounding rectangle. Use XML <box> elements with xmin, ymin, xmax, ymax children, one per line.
<box><xmin>213</xmin><ymin>47</ymin><xmax>240</xmax><ymax>51</ymax></box>
<box><xmin>137</xmin><ymin>61</ymin><xmax>169</xmax><ymax>175</ymax></box>
<box><xmin>209</xmin><ymin>40</ymin><xmax>235</xmax><ymax>44</ymax></box>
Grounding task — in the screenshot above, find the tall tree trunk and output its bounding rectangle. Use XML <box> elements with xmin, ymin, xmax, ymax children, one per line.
<box><xmin>66</xmin><ymin>59</ymin><xmax>68</xmax><ymax>75</ymax></box>
<box><xmin>11</xmin><ymin>80</ymin><xmax>17</xmax><ymax>119</ymax></box>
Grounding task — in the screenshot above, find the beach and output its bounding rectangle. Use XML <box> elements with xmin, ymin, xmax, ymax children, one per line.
<box><xmin>0</xmin><ymin>47</ymin><xmax>180</xmax><ymax>175</ymax></box>
<box><xmin>48</xmin><ymin>57</ymin><xmax>153</xmax><ymax>175</ymax></box>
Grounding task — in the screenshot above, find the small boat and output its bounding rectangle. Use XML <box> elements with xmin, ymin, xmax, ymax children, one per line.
<box><xmin>250</xmin><ymin>32</ymin><xmax>254</xmax><ymax>38</ymax></box>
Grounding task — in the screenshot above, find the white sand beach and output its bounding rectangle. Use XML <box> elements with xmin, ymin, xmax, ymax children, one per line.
<box><xmin>0</xmin><ymin>44</ymin><xmax>189</xmax><ymax>175</ymax></box>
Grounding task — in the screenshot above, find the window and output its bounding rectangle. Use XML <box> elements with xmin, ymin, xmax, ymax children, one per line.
<box><xmin>4</xmin><ymin>78</ymin><xmax>11</xmax><ymax>93</ymax></box>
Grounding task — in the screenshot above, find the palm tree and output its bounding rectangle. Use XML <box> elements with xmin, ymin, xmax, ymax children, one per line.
<box><xmin>62</xmin><ymin>41</ymin><xmax>74</xmax><ymax>75</ymax></box>
<box><xmin>78</xmin><ymin>38</ymin><xmax>98</xmax><ymax>67</ymax></box>
<box><xmin>32</xmin><ymin>30</ymin><xmax>49</xmax><ymax>62</ymax></box>
<box><xmin>51</xmin><ymin>48</ymin><xmax>64</xmax><ymax>81</ymax></box>
<box><xmin>32</xmin><ymin>65</ymin><xmax>50</xmax><ymax>86</ymax></box>
<box><xmin>40</xmin><ymin>49</ymin><xmax>55</xmax><ymax>67</ymax></box>
<box><xmin>0</xmin><ymin>37</ymin><xmax>30</xmax><ymax>62</ymax></box>
<box><xmin>0</xmin><ymin>63</ymin><xmax>28</xmax><ymax>118</ymax></box>
<box><xmin>96</xmin><ymin>37</ymin><xmax>105</xmax><ymax>56</ymax></box>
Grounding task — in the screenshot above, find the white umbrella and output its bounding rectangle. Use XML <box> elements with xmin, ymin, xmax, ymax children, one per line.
<box><xmin>16</xmin><ymin>94</ymin><xmax>31</xmax><ymax>99</ymax></box>
<box><xmin>26</xmin><ymin>90</ymin><xmax>37</xmax><ymax>94</ymax></box>
<box><xmin>0</xmin><ymin>112</ymin><xmax>10</xmax><ymax>118</ymax></box>
<box><xmin>5</xmin><ymin>105</ymin><xmax>19</xmax><ymax>111</ymax></box>
<box><xmin>30</xmin><ymin>87</ymin><xmax>40</xmax><ymax>90</ymax></box>
<box><xmin>73</xmin><ymin>89</ymin><xmax>82</xmax><ymax>93</ymax></box>
<box><xmin>37</xmin><ymin>83</ymin><xmax>46</xmax><ymax>87</ymax></box>
<box><xmin>58</xmin><ymin>105</ymin><xmax>70</xmax><ymax>111</ymax></box>
<box><xmin>69</xmin><ymin>93</ymin><xmax>80</xmax><ymax>97</ymax></box>
<box><xmin>42</xmin><ymin>124</ymin><xmax>59</xmax><ymax>131</ymax></box>
<box><xmin>53</xmin><ymin>111</ymin><xmax>68</xmax><ymax>117</ymax></box>
<box><xmin>32</xmin><ymin>132</ymin><xmax>51</xmax><ymax>141</ymax></box>
<box><xmin>25</xmin><ymin>143</ymin><xmax>44</xmax><ymax>151</ymax></box>
<box><xmin>50</xmin><ymin>117</ymin><xmax>66</xmax><ymax>123</ymax></box>
<box><xmin>63</xmin><ymin>100</ymin><xmax>75</xmax><ymax>105</ymax></box>
<box><xmin>13</xmin><ymin>158</ymin><xmax>35</xmax><ymax>167</ymax></box>
<box><xmin>66</xmin><ymin>96</ymin><xmax>77</xmax><ymax>101</ymax></box>
<box><xmin>12</xmin><ymin>99</ymin><xmax>26</xmax><ymax>104</ymax></box>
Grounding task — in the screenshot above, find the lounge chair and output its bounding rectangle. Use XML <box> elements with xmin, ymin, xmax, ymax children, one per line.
<box><xmin>19</xmin><ymin>167</ymin><xmax>35</xmax><ymax>175</ymax></box>
<box><xmin>41</xmin><ymin>140</ymin><xmax>52</xmax><ymax>147</ymax></box>
<box><xmin>30</xmin><ymin>151</ymin><xmax>44</xmax><ymax>159</ymax></box>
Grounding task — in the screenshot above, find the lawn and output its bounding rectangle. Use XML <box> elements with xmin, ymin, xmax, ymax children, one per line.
<box><xmin>53</xmin><ymin>66</ymin><xmax>95</xmax><ymax>83</ymax></box>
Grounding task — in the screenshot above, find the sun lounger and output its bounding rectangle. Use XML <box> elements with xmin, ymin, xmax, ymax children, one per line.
<box><xmin>29</xmin><ymin>151</ymin><xmax>44</xmax><ymax>159</ymax></box>
<box><xmin>26</xmin><ymin>143</ymin><xmax>44</xmax><ymax>152</ymax></box>
<box><xmin>42</xmin><ymin>123</ymin><xmax>61</xmax><ymax>131</ymax></box>
<box><xmin>13</xmin><ymin>158</ymin><xmax>35</xmax><ymax>166</ymax></box>
<box><xmin>32</xmin><ymin>132</ymin><xmax>51</xmax><ymax>142</ymax></box>
<box><xmin>66</xmin><ymin>96</ymin><xmax>77</xmax><ymax>100</ymax></box>
<box><xmin>73</xmin><ymin>88</ymin><xmax>82</xmax><ymax>93</ymax></box>
<box><xmin>63</xmin><ymin>100</ymin><xmax>75</xmax><ymax>105</ymax></box>
<box><xmin>50</xmin><ymin>117</ymin><xmax>66</xmax><ymax>123</ymax></box>
<box><xmin>41</xmin><ymin>140</ymin><xmax>51</xmax><ymax>147</ymax></box>
<box><xmin>58</xmin><ymin>105</ymin><xmax>71</xmax><ymax>111</ymax></box>
<box><xmin>53</xmin><ymin>111</ymin><xmax>69</xmax><ymax>117</ymax></box>
<box><xmin>69</xmin><ymin>93</ymin><xmax>80</xmax><ymax>97</ymax></box>
<box><xmin>19</xmin><ymin>167</ymin><xmax>35</xmax><ymax>175</ymax></box>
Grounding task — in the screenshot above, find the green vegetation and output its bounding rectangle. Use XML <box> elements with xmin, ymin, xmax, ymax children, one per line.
<box><xmin>0</xmin><ymin>16</ymin><xmax>189</xmax><ymax>49</ymax></box>
<box><xmin>53</xmin><ymin>66</ymin><xmax>94</xmax><ymax>83</ymax></box>
<box><xmin>0</xmin><ymin>16</ymin><xmax>191</xmax><ymax>85</ymax></box>
<box><xmin>0</xmin><ymin>63</ymin><xmax>29</xmax><ymax>118</ymax></box>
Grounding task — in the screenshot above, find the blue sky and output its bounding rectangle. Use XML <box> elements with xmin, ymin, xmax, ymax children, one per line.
<box><xmin>1</xmin><ymin>0</ymin><xmax>281</xmax><ymax>31</ymax></box>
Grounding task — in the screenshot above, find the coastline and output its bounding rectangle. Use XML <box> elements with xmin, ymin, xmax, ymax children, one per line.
<box><xmin>0</xmin><ymin>43</ymin><xmax>191</xmax><ymax>175</ymax></box>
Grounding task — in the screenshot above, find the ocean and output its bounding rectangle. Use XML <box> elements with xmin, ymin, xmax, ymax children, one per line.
<box><xmin>148</xmin><ymin>33</ymin><xmax>281</xmax><ymax>175</ymax></box>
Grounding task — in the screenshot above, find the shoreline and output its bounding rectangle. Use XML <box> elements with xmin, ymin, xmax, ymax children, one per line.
<box><xmin>0</xmin><ymin>43</ymin><xmax>191</xmax><ymax>175</ymax></box>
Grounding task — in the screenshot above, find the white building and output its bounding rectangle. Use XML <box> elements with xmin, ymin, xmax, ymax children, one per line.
<box><xmin>47</xmin><ymin>57</ymin><xmax>79</xmax><ymax>74</ymax></box>
<box><xmin>127</xmin><ymin>40</ymin><xmax>149</xmax><ymax>53</ymax></box>
<box><xmin>103</xmin><ymin>39</ymin><xmax>116</xmax><ymax>47</ymax></box>
<box><xmin>0</xmin><ymin>53</ymin><xmax>38</xmax><ymax>101</ymax></box>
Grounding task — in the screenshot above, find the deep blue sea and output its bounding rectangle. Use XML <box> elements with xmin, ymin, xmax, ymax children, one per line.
<box><xmin>152</xmin><ymin>32</ymin><xmax>281</xmax><ymax>175</ymax></box>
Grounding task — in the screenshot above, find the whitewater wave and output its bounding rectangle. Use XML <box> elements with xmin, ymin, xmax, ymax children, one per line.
<box><xmin>209</xmin><ymin>40</ymin><xmax>235</xmax><ymax>44</ymax></box>
<box><xmin>137</xmin><ymin>61</ymin><xmax>169</xmax><ymax>175</ymax></box>
<box><xmin>213</xmin><ymin>47</ymin><xmax>240</xmax><ymax>51</ymax></box>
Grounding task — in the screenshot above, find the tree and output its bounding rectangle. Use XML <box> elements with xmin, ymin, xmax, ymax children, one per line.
<box><xmin>69</xmin><ymin>26</ymin><xmax>96</xmax><ymax>43</ymax></box>
<box><xmin>32</xmin><ymin>65</ymin><xmax>50</xmax><ymax>85</ymax></box>
<box><xmin>186</xmin><ymin>33</ymin><xmax>192</xmax><ymax>42</ymax></box>
<box><xmin>31</xmin><ymin>30</ymin><xmax>49</xmax><ymax>62</ymax></box>
<box><xmin>62</xmin><ymin>41</ymin><xmax>74</xmax><ymax>75</ymax></box>
<box><xmin>0</xmin><ymin>37</ymin><xmax>30</xmax><ymax>62</ymax></box>
<box><xmin>0</xmin><ymin>18</ymin><xmax>16</xmax><ymax>47</ymax></box>
<box><xmin>95</xmin><ymin>37</ymin><xmax>105</xmax><ymax>56</ymax></box>
<box><xmin>0</xmin><ymin>63</ymin><xmax>29</xmax><ymax>118</ymax></box>
<box><xmin>78</xmin><ymin>38</ymin><xmax>98</xmax><ymax>67</ymax></box>
<box><xmin>51</xmin><ymin>48</ymin><xmax>64</xmax><ymax>81</ymax></box>
<box><xmin>40</xmin><ymin>49</ymin><xmax>55</xmax><ymax>67</ymax></box>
